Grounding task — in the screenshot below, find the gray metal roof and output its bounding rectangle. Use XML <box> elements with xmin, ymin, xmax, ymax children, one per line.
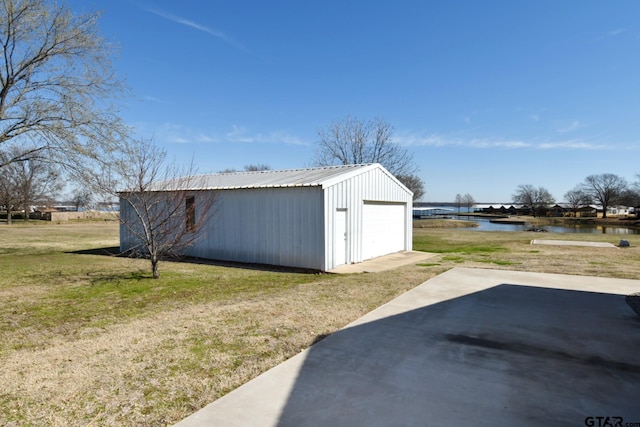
<box><xmin>152</xmin><ymin>163</ymin><xmax>382</xmax><ymax>191</ymax></box>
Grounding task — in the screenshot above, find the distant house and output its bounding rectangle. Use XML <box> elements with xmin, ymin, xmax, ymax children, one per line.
<box><xmin>119</xmin><ymin>164</ymin><xmax>413</xmax><ymax>271</ymax></box>
<box><xmin>576</xmin><ymin>205</ymin><xmax>598</xmax><ymax>218</ymax></box>
<box><xmin>551</xmin><ymin>203</ymin><xmax>572</xmax><ymax>217</ymax></box>
<box><xmin>607</xmin><ymin>205</ymin><xmax>632</xmax><ymax>216</ymax></box>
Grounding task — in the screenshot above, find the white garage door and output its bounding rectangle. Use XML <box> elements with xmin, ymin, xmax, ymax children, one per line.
<box><xmin>362</xmin><ymin>202</ymin><xmax>406</xmax><ymax>260</ymax></box>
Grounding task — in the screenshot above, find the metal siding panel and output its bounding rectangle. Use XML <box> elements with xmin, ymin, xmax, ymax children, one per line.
<box><xmin>118</xmin><ymin>196</ymin><xmax>131</xmax><ymax>252</ymax></box>
<box><xmin>183</xmin><ymin>187</ymin><xmax>324</xmax><ymax>270</ymax></box>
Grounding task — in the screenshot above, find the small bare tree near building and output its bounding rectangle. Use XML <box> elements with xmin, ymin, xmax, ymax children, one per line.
<box><xmin>396</xmin><ymin>174</ymin><xmax>425</xmax><ymax>201</ymax></box>
<box><xmin>513</xmin><ymin>184</ymin><xmax>555</xmax><ymax>217</ymax></box>
<box><xmin>626</xmin><ymin>174</ymin><xmax>640</xmax><ymax>217</ymax></box>
<box><xmin>71</xmin><ymin>188</ymin><xmax>94</xmax><ymax>211</ymax></box>
<box><xmin>244</xmin><ymin>164</ymin><xmax>271</xmax><ymax>171</ymax></box>
<box><xmin>513</xmin><ymin>184</ymin><xmax>536</xmax><ymax>215</ymax></box>
<box><xmin>462</xmin><ymin>193</ymin><xmax>475</xmax><ymax>212</ymax></box>
<box><xmin>454</xmin><ymin>194</ymin><xmax>463</xmax><ymax>214</ymax></box>
<box><xmin>580</xmin><ymin>174</ymin><xmax>627</xmax><ymax>219</ymax></box>
<box><xmin>219</xmin><ymin>164</ymin><xmax>272</xmax><ymax>173</ymax></box>
<box><xmin>94</xmin><ymin>139</ymin><xmax>215</xmax><ymax>279</ymax></box>
<box><xmin>314</xmin><ymin>116</ymin><xmax>425</xmax><ymax>197</ymax></box>
<box><xmin>0</xmin><ymin>152</ymin><xmax>19</xmax><ymax>223</ymax></box>
<box><xmin>619</xmin><ymin>188</ymin><xmax>640</xmax><ymax>215</ymax></box>
<box><xmin>0</xmin><ymin>146</ymin><xmax>63</xmax><ymax>221</ymax></box>
<box><xmin>12</xmin><ymin>152</ymin><xmax>64</xmax><ymax>220</ymax></box>
<box><xmin>564</xmin><ymin>187</ymin><xmax>592</xmax><ymax>217</ymax></box>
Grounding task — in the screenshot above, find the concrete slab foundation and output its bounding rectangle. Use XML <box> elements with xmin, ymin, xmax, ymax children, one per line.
<box><xmin>328</xmin><ymin>250</ymin><xmax>438</xmax><ymax>274</ymax></box>
<box><xmin>531</xmin><ymin>239</ymin><xmax>617</xmax><ymax>248</ymax></box>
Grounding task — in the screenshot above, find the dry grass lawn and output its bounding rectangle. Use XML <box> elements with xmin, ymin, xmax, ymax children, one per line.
<box><xmin>1</xmin><ymin>220</ymin><xmax>639</xmax><ymax>426</ymax></box>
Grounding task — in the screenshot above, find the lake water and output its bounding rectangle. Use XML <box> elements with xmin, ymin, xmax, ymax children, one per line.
<box><xmin>415</xmin><ymin>206</ymin><xmax>640</xmax><ymax>234</ymax></box>
<box><xmin>457</xmin><ymin>216</ymin><xmax>640</xmax><ymax>235</ymax></box>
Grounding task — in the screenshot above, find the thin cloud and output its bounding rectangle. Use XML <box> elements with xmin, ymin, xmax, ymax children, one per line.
<box><xmin>171</xmin><ymin>136</ymin><xmax>190</xmax><ymax>144</ymax></box>
<box><xmin>141</xmin><ymin>95</ymin><xmax>169</xmax><ymax>104</ymax></box>
<box><xmin>537</xmin><ymin>140</ymin><xmax>609</xmax><ymax>150</ymax></box>
<box><xmin>394</xmin><ymin>133</ymin><xmax>618</xmax><ymax>150</ymax></box>
<box><xmin>195</xmin><ymin>133</ymin><xmax>218</xmax><ymax>144</ymax></box>
<box><xmin>608</xmin><ymin>28</ymin><xmax>627</xmax><ymax>37</ymax></box>
<box><xmin>226</xmin><ymin>125</ymin><xmax>309</xmax><ymax>146</ymax></box>
<box><xmin>144</xmin><ymin>7</ymin><xmax>251</xmax><ymax>54</ymax></box>
<box><xmin>148</xmin><ymin>123</ymin><xmax>307</xmax><ymax>146</ymax></box>
<box><xmin>226</xmin><ymin>125</ymin><xmax>256</xmax><ymax>143</ymax></box>
<box><xmin>395</xmin><ymin>134</ymin><xmax>531</xmax><ymax>148</ymax></box>
<box><xmin>146</xmin><ymin>122</ymin><xmax>219</xmax><ymax>145</ymax></box>
<box><xmin>557</xmin><ymin>120</ymin><xmax>581</xmax><ymax>133</ymax></box>
<box><xmin>596</xmin><ymin>28</ymin><xmax>628</xmax><ymax>41</ymax></box>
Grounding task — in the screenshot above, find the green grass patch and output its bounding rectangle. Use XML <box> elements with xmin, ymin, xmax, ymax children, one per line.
<box><xmin>492</xmin><ymin>260</ymin><xmax>520</xmax><ymax>266</ymax></box>
<box><xmin>416</xmin><ymin>263</ymin><xmax>440</xmax><ymax>267</ymax></box>
<box><xmin>413</xmin><ymin>232</ymin><xmax>507</xmax><ymax>254</ymax></box>
<box><xmin>0</xmin><ymin>223</ymin><xmax>324</xmax><ymax>353</ymax></box>
<box><xmin>475</xmin><ymin>259</ymin><xmax>520</xmax><ymax>266</ymax></box>
<box><xmin>442</xmin><ymin>255</ymin><xmax>464</xmax><ymax>262</ymax></box>
<box><xmin>2</xmin><ymin>260</ymin><xmax>319</xmax><ymax>339</ymax></box>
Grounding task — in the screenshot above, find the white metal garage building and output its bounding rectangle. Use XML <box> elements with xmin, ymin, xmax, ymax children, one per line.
<box><xmin>120</xmin><ymin>163</ymin><xmax>413</xmax><ymax>271</ymax></box>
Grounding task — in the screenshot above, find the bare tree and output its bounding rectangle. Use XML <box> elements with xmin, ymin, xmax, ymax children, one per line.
<box><xmin>534</xmin><ymin>187</ymin><xmax>555</xmax><ymax>217</ymax></box>
<box><xmin>454</xmin><ymin>194</ymin><xmax>463</xmax><ymax>214</ymax></box>
<box><xmin>314</xmin><ymin>116</ymin><xmax>424</xmax><ymax>196</ymax></box>
<box><xmin>218</xmin><ymin>168</ymin><xmax>237</xmax><ymax>174</ymax></box>
<box><xmin>512</xmin><ymin>184</ymin><xmax>536</xmax><ymax>215</ymax></box>
<box><xmin>619</xmin><ymin>187</ymin><xmax>640</xmax><ymax>214</ymax></box>
<box><xmin>13</xmin><ymin>152</ymin><xmax>63</xmax><ymax>220</ymax></box>
<box><xmin>396</xmin><ymin>174</ymin><xmax>424</xmax><ymax>201</ymax></box>
<box><xmin>219</xmin><ymin>164</ymin><xmax>271</xmax><ymax>173</ymax></box>
<box><xmin>0</xmin><ymin>145</ymin><xmax>62</xmax><ymax>221</ymax></box>
<box><xmin>314</xmin><ymin>116</ymin><xmax>413</xmax><ymax>173</ymax></box>
<box><xmin>564</xmin><ymin>187</ymin><xmax>592</xmax><ymax>216</ymax></box>
<box><xmin>580</xmin><ymin>174</ymin><xmax>627</xmax><ymax>219</ymax></box>
<box><xmin>513</xmin><ymin>184</ymin><xmax>555</xmax><ymax>217</ymax></box>
<box><xmin>628</xmin><ymin>174</ymin><xmax>640</xmax><ymax>217</ymax></box>
<box><xmin>0</xmin><ymin>151</ymin><xmax>19</xmax><ymax>223</ymax></box>
<box><xmin>0</xmin><ymin>0</ymin><xmax>128</xmax><ymax>171</ymax></box>
<box><xmin>244</xmin><ymin>164</ymin><xmax>271</xmax><ymax>171</ymax></box>
<box><xmin>462</xmin><ymin>193</ymin><xmax>475</xmax><ymax>212</ymax></box>
<box><xmin>95</xmin><ymin>139</ymin><xmax>215</xmax><ymax>279</ymax></box>
<box><xmin>70</xmin><ymin>187</ymin><xmax>93</xmax><ymax>211</ymax></box>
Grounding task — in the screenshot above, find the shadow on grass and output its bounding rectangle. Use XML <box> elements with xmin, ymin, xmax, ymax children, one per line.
<box><xmin>179</xmin><ymin>256</ymin><xmax>323</xmax><ymax>275</ymax></box>
<box><xmin>67</xmin><ymin>247</ymin><xmax>322</xmax><ymax>275</ymax></box>
<box><xmin>67</xmin><ymin>246</ymin><xmax>121</xmax><ymax>256</ymax></box>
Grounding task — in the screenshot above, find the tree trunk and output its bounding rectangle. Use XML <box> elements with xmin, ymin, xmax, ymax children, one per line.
<box><xmin>7</xmin><ymin>209</ymin><xmax>12</xmax><ymax>225</ymax></box>
<box><xmin>151</xmin><ymin>256</ymin><xmax>160</xmax><ymax>279</ymax></box>
<box><xmin>23</xmin><ymin>199</ymin><xmax>30</xmax><ymax>222</ymax></box>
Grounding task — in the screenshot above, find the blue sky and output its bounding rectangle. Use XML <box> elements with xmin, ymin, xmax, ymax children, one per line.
<box><xmin>72</xmin><ymin>1</ymin><xmax>639</xmax><ymax>202</ymax></box>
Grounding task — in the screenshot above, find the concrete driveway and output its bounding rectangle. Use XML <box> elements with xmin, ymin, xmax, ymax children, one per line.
<box><xmin>174</xmin><ymin>268</ymin><xmax>640</xmax><ymax>427</ymax></box>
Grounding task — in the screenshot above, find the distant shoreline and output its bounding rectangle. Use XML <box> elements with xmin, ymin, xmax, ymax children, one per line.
<box><xmin>461</xmin><ymin>214</ymin><xmax>640</xmax><ymax>229</ymax></box>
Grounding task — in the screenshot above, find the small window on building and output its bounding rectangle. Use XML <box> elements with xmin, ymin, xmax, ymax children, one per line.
<box><xmin>186</xmin><ymin>195</ymin><xmax>196</xmax><ymax>232</ymax></box>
